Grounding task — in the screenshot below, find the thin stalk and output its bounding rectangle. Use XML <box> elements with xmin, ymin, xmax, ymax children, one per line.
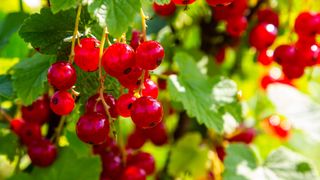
<box><xmin>68</xmin><ymin>4</ymin><xmax>82</xmax><ymax>64</ymax></box>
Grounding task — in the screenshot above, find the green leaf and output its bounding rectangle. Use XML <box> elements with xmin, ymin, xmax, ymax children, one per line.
<box><xmin>168</xmin><ymin>133</ymin><xmax>209</xmax><ymax>177</ymax></box>
<box><xmin>168</xmin><ymin>52</ymin><xmax>240</xmax><ymax>132</ymax></box>
<box><xmin>0</xmin><ymin>132</ymin><xmax>18</xmax><ymax>161</ymax></box>
<box><xmin>0</xmin><ymin>75</ymin><xmax>15</xmax><ymax>102</ymax></box>
<box><xmin>11</xmin><ymin>53</ymin><xmax>55</xmax><ymax>105</ymax></box>
<box><xmin>0</xmin><ymin>12</ymin><xmax>28</xmax><ymax>48</ymax></box>
<box><xmin>19</xmin><ymin>8</ymin><xmax>89</xmax><ymax>54</ymax></box>
<box><xmin>87</xmin><ymin>0</ymin><xmax>141</xmax><ymax>37</ymax></box>
<box><xmin>49</xmin><ymin>0</ymin><xmax>78</xmax><ymax>14</ymax></box>
<box><xmin>154</xmin><ymin>0</ymin><xmax>171</xmax><ymax>5</ymax></box>
<box><xmin>223</xmin><ymin>144</ymin><xmax>319</xmax><ymax>180</ymax></box>
<box><xmin>9</xmin><ymin>147</ymin><xmax>101</xmax><ymax>180</ymax></box>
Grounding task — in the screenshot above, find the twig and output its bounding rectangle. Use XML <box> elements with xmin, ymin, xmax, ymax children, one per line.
<box><xmin>53</xmin><ymin>116</ymin><xmax>66</xmax><ymax>145</ymax></box>
<box><xmin>68</xmin><ymin>4</ymin><xmax>82</xmax><ymax>64</ymax></box>
<box><xmin>140</xmin><ymin>8</ymin><xmax>148</xmax><ymax>42</ymax></box>
<box><xmin>0</xmin><ymin>108</ymin><xmax>12</xmax><ymax>122</ymax></box>
<box><xmin>246</xmin><ymin>0</ymin><xmax>267</xmax><ymax>21</ymax></box>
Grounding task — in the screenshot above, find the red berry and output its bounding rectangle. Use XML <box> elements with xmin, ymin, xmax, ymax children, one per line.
<box><xmin>296</xmin><ymin>44</ymin><xmax>320</xmax><ymax>67</ymax></box>
<box><xmin>273</xmin><ymin>45</ymin><xmax>296</xmax><ymax>65</ymax></box>
<box><xmin>85</xmin><ymin>93</ymin><xmax>118</xmax><ymax>118</ymax></box>
<box><xmin>93</xmin><ymin>138</ymin><xmax>120</xmax><ymax>155</ymax></box>
<box><xmin>206</xmin><ymin>0</ymin><xmax>234</xmax><ymax>7</ymax></box>
<box><xmin>249</xmin><ymin>23</ymin><xmax>277</xmax><ymax>51</ymax></box>
<box><xmin>50</xmin><ymin>91</ymin><xmax>75</xmax><ymax>115</ymax></box>
<box><xmin>212</xmin><ymin>0</ymin><xmax>248</xmax><ymax>20</ymax></box>
<box><xmin>117</xmin><ymin>66</ymin><xmax>143</xmax><ymax>90</ymax></box>
<box><xmin>101</xmin><ymin>151</ymin><xmax>123</xmax><ymax>179</ymax></box>
<box><xmin>153</xmin><ymin>1</ymin><xmax>176</xmax><ymax>17</ymax></box>
<box><xmin>126</xmin><ymin>128</ymin><xmax>147</xmax><ymax>150</ymax></box>
<box><xmin>228</xmin><ymin>127</ymin><xmax>256</xmax><ymax>144</ymax></box>
<box><xmin>74</xmin><ymin>38</ymin><xmax>100</xmax><ymax>72</ymax></box>
<box><xmin>266</xmin><ymin>115</ymin><xmax>291</xmax><ymax>139</ymax></box>
<box><xmin>172</xmin><ymin>0</ymin><xmax>196</xmax><ymax>5</ymax></box>
<box><xmin>296</xmin><ymin>35</ymin><xmax>316</xmax><ymax>49</ymax></box>
<box><xmin>216</xmin><ymin>146</ymin><xmax>226</xmax><ymax>161</ymax></box>
<box><xmin>282</xmin><ymin>64</ymin><xmax>305</xmax><ymax>79</ymax></box>
<box><xmin>142</xmin><ymin>79</ymin><xmax>159</xmax><ymax>98</ymax></box>
<box><xmin>27</xmin><ymin>139</ymin><xmax>57</xmax><ymax>167</ymax></box>
<box><xmin>47</xmin><ymin>62</ymin><xmax>76</xmax><ymax>90</ymax></box>
<box><xmin>116</xmin><ymin>93</ymin><xmax>137</xmax><ymax>117</ymax></box>
<box><xmin>257</xmin><ymin>49</ymin><xmax>273</xmax><ymax>66</ymax></box>
<box><xmin>102</xmin><ymin>43</ymin><xmax>135</xmax><ymax>78</ymax></box>
<box><xmin>127</xmin><ymin>152</ymin><xmax>155</xmax><ymax>175</ymax></box>
<box><xmin>136</xmin><ymin>41</ymin><xmax>165</xmax><ymax>70</ymax></box>
<box><xmin>131</xmin><ymin>96</ymin><xmax>163</xmax><ymax>129</ymax></box>
<box><xmin>257</xmin><ymin>8</ymin><xmax>279</xmax><ymax>27</ymax></box>
<box><xmin>143</xmin><ymin>122</ymin><xmax>168</xmax><ymax>146</ymax></box>
<box><xmin>130</xmin><ymin>30</ymin><xmax>142</xmax><ymax>50</ymax></box>
<box><xmin>294</xmin><ymin>12</ymin><xmax>320</xmax><ymax>37</ymax></box>
<box><xmin>215</xmin><ymin>47</ymin><xmax>226</xmax><ymax>64</ymax></box>
<box><xmin>76</xmin><ymin>113</ymin><xmax>110</xmax><ymax>145</ymax></box>
<box><xmin>121</xmin><ymin>166</ymin><xmax>146</xmax><ymax>180</ymax></box>
<box><xmin>21</xmin><ymin>97</ymin><xmax>50</xmax><ymax>125</ymax></box>
<box><xmin>18</xmin><ymin>121</ymin><xmax>42</xmax><ymax>145</ymax></box>
<box><xmin>10</xmin><ymin>119</ymin><xmax>25</xmax><ymax>135</ymax></box>
<box><xmin>226</xmin><ymin>16</ymin><xmax>248</xmax><ymax>37</ymax></box>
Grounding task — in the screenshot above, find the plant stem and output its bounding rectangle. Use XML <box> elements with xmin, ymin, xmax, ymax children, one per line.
<box><xmin>19</xmin><ymin>0</ymin><xmax>24</xmax><ymax>12</ymax></box>
<box><xmin>98</xmin><ymin>27</ymin><xmax>113</xmax><ymax>122</ymax></box>
<box><xmin>14</xmin><ymin>145</ymin><xmax>22</xmax><ymax>172</ymax></box>
<box><xmin>68</xmin><ymin>4</ymin><xmax>82</xmax><ymax>64</ymax></box>
<box><xmin>0</xmin><ymin>108</ymin><xmax>12</xmax><ymax>122</ymax></box>
<box><xmin>54</xmin><ymin>116</ymin><xmax>66</xmax><ymax>145</ymax></box>
<box><xmin>140</xmin><ymin>8</ymin><xmax>147</xmax><ymax>41</ymax></box>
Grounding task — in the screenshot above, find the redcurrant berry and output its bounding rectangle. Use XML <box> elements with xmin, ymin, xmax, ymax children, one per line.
<box><xmin>74</xmin><ymin>38</ymin><xmax>100</xmax><ymax>72</ymax></box>
<box><xmin>27</xmin><ymin>139</ymin><xmax>57</xmax><ymax>167</ymax></box>
<box><xmin>117</xmin><ymin>66</ymin><xmax>143</xmax><ymax>90</ymax></box>
<box><xmin>21</xmin><ymin>96</ymin><xmax>50</xmax><ymax>125</ymax></box>
<box><xmin>249</xmin><ymin>23</ymin><xmax>277</xmax><ymax>51</ymax></box>
<box><xmin>295</xmin><ymin>12</ymin><xmax>320</xmax><ymax>37</ymax></box>
<box><xmin>101</xmin><ymin>151</ymin><xmax>123</xmax><ymax>179</ymax></box>
<box><xmin>102</xmin><ymin>43</ymin><xmax>135</xmax><ymax>78</ymax></box>
<box><xmin>153</xmin><ymin>1</ymin><xmax>176</xmax><ymax>17</ymax></box>
<box><xmin>273</xmin><ymin>45</ymin><xmax>296</xmax><ymax>65</ymax></box>
<box><xmin>121</xmin><ymin>166</ymin><xmax>146</xmax><ymax>180</ymax></box>
<box><xmin>143</xmin><ymin>122</ymin><xmax>168</xmax><ymax>146</ymax></box>
<box><xmin>228</xmin><ymin>127</ymin><xmax>256</xmax><ymax>144</ymax></box>
<box><xmin>127</xmin><ymin>152</ymin><xmax>155</xmax><ymax>175</ymax></box>
<box><xmin>136</xmin><ymin>41</ymin><xmax>165</xmax><ymax>70</ymax></box>
<box><xmin>257</xmin><ymin>49</ymin><xmax>273</xmax><ymax>66</ymax></box>
<box><xmin>76</xmin><ymin>113</ymin><xmax>109</xmax><ymax>145</ymax></box>
<box><xmin>226</xmin><ymin>16</ymin><xmax>248</xmax><ymax>37</ymax></box>
<box><xmin>126</xmin><ymin>128</ymin><xmax>147</xmax><ymax>150</ymax></box>
<box><xmin>257</xmin><ymin>8</ymin><xmax>279</xmax><ymax>27</ymax></box>
<box><xmin>130</xmin><ymin>30</ymin><xmax>142</xmax><ymax>50</ymax></box>
<box><xmin>85</xmin><ymin>93</ymin><xmax>118</xmax><ymax>118</ymax></box>
<box><xmin>142</xmin><ymin>79</ymin><xmax>159</xmax><ymax>98</ymax></box>
<box><xmin>47</xmin><ymin>62</ymin><xmax>76</xmax><ymax>90</ymax></box>
<box><xmin>206</xmin><ymin>0</ymin><xmax>234</xmax><ymax>7</ymax></box>
<box><xmin>50</xmin><ymin>91</ymin><xmax>75</xmax><ymax>115</ymax></box>
<box><xmin>131</xmin><ymin>96</ymin><xmax>163</xmax><ymax>129</ymax></box>
<box><xmin>116</xmin><ymin>93</ymin><xmax>137</xmax><ymax>117</ymax></box>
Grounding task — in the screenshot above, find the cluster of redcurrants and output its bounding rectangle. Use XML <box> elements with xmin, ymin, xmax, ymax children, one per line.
<box><xmin>93</xmin><ymin>137</ymin><xmax>156</xmax><ymax>180</ymax></box>
<box><xmin>9</xmin><ymin>96</ymin><xmax>57</xmax><ymax>167</ymax></box>
<box><xmin>272</xmin><ymin>12</ymin><xmax>320</xmax><ymax>79</ymax></box>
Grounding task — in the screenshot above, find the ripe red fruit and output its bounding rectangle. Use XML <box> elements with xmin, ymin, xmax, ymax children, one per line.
<box><xmin>142</xmin><ymin>79</ymin><xmax>159</xmax><ymax>98</ymax></box>
<box><xmin>265</xmin><ymin>115</ymin><xmax>291</xmax><ymax>139</ymax></box>
<box><xmin>296</xmin><ymin>35</ymin><xmax>316</xmax><ymax>49</ymax></box>
<box><xmin>172</xmin><ymin>0</ymin><xmax>196</xmax><ymax>5</ymax></box>
<box><xmin>74</xmin><ymin>38</ymin><xmax>100</xmax><ymax>72</ymax></box>
<box><xmin>257</xmin><ymin>49</ymin><xmax>274</xmax><ymax>66</ymax></box>
<box><xmin>116</xmin><ymin>93</ymin><xmax>137</xmax><ymax>117</ymax></box>
<box><xmin>101</xmin><ymin>151</ymin><xmax>123</xmax><ymax>179</ymax></box>
<box><xmin>273</xmin><ymin>45</ymin><xmax>296</xmax><ymax>65</ymax></box>
<box><xmin>296</xmin><ymin>44</ymin><xmax>320</xmax><ymax>67</ymax></box>
<box><xmin>102</xmin><ymin>43</ymin><xmax>135</xmax><ymax>78</ymax></box>
<box><xmin>126</xmin><ymin>128</ymin><xmax>147</xmax><ymax>150</ymax></box>
<box><xmin>121</xmin><ymin>166</ymin><xmax>146</xmax><ymax>180</ymax></box>
<box><xmin>18</xmin><ymin>121</ymin><xmax>42</xmax><ymax>145</ymax></box>
<box><xmin>10</xmin><ymin>119</ymin><xmax>25</xmax><ymax>135</ymax></box>
<box><xmin>127</xmin><ymin>152</ymin><xmax>155</xmax><ymax>175</ymax></box>
<box><xmin>76</xmin><ymin>113</ymin><xmax>110</xmax><ymax>145</ymax></box>
<box><xmin>21</xmin><ymin>97</ymin><xmax>50</xmax><ymax>125</ymax></box>
<box><xmin>131</xmin><ymin>96</ymin><xmax>163</xmax><ymax>129</ymax></box>
<box><xmin>130</xmin><ymin>30</ymin><xmax>142</xmax><ymax>50</ymax></box>
<box><xmin>47</xmin><ymin>61</ymin><xmax>76</xmax><ymax>90</ymax></box>
<box><xmin>153</xmin><ymin>1</ymin><xmax>176</xmax><ymax>17</ymax></box>
<box><xmin>27</xmin><ymin>139</ymin><xmax>57</xmax><ymax>167</ymax></box>
<box><xmin>50</xmin><ymin>91</ymin><xmax>75</xmax><ymax>115</ymax></box>
<box><xmin>294</xmin><ymin>12</ymin><xmax>320</xmax><ymax>37</ymax></box>
<box><xmin>143</xmin><ymin>122</ymin><xmax>168</xmax><ymax>146</ymax></box>
<box><xmin>228</xmin><ymin>127</ymin><xmax>256</xmax><ymax>144</ymax></box>
<box><xmin>93</xmin><ymin>138</ymin><xmax>120</xmax><ymax>155</ymax></box>
<box><xmin>206</xmin><ymin>0</ymin><xmax>234</xmax><ymax>7</ymax></box>
<box><xmin>257</xmin><ymin>8</ymin><xmax>279</xmax><ymax>27</ymax></box>
<box><xmin>135</xmin><ymin>41</ymin><xmax>165</xmax><ymax>70</ymax></box>
<box><xmin>226</xmin><ymin>16</ymin><xmax>248</xmax><ymax>37</ymax></box>
<box><xmin>117</xmin><ymin>66</ymin><xmax>143</xmax><ymax>90</ymax></box>
<box><xmin>249</xmin><ymin>23</ymin><xmax>277</xmax><ymax>51</ymax></box>
<box><xmin>216</xmin><ymin>146</ymin><xmax>226</xmax><ymax>161</ymax></box>
<box><xmin>85</xmin><ymin>93</ymin><xmax>118</xmax><ymax>118</ymax></box>
<box><xmin>282</xmin><ymin>64</ymin><xmax>305</xmax><ymax>79</ymax></box>
<box><xmin>212</xmin><ymin>0</ymin><xmax>248</xmax><ymax>20</ymax></box>
<box><xmin>215</xmin><ymin>47</ymin><xmax>226</xmax><ymax>64</ymax></box>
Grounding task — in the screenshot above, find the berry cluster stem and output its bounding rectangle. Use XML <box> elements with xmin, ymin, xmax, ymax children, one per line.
<box><xmin>53</xmin><ymin>116</ymin><xmax>66</xmax><ymax>145</ymax></box>
<box><xmin>0</xmin><ymin>108</ymin><xmax>12</xmax><ymax>122</ymax></box>
<box><xmin>68</xmin><ymin>4</ymin><xmax>82</xmax><ymax>64</ymax></box>
<box><xmin>140</xmin><ymin>8</ymin><xmax>148</xmax><ymax>42</ymax></box>
<box><xmin>98</xmin><ymin>27</ymin><xmax>113</xmax><ymax>122</ymax></box>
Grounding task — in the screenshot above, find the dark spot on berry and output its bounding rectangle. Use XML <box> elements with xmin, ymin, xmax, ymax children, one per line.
<box><xmin>156</xmin><ymin>59</ymin><xmax>162</xmax><ymax>66</ymax></box>
<box><xmin>149</xmin><ymin>121</ymin><xmax>156</xmax><ymax>127</ymax></box>
<box><xmin>123</xmin><ymin>68</ymin><xmax>132</xmax><ymax>74</ymax></box>
<box><xmin>127</xmin><ymin>103</ymin><xmax>133</xmax><ymax>109</ymax></box>
<box><xmin>52</xmin><ymin>97</ymin><xmax>58</xmax><ymax>105</ymax></box>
